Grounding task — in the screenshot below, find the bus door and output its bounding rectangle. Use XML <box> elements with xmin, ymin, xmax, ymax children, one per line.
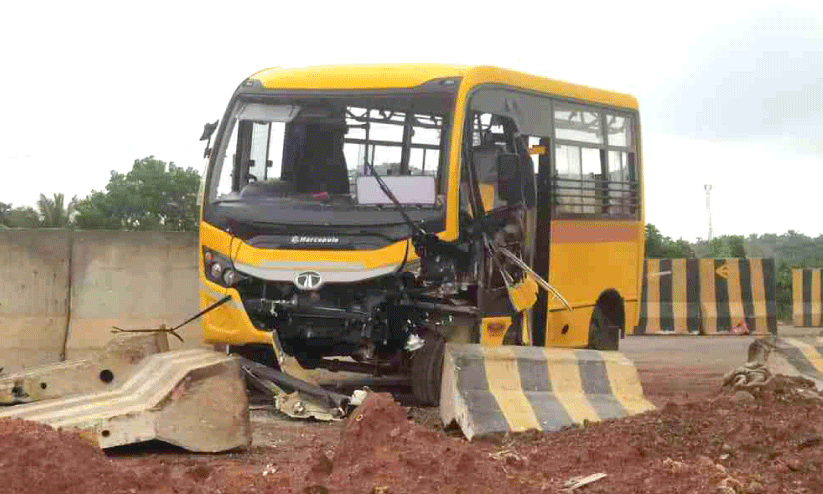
<box><xmin>530</xmin><ymin>137</ymin><xmax>552</xmax><ymax>347</ymax></box>
<box><xmin>463</xmin><ymin>110</ymin><xmax>537</xmax><ymax>344</ymax></box>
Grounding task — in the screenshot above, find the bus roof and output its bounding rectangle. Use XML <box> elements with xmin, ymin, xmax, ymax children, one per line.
<box><xmin>248</xmin><ymin>64</ymin><xmax>638</xmax><ymax>110</ymax></box>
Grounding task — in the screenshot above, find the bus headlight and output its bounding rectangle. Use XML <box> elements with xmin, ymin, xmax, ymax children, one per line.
<box><xmin>202</xmin><ymin>247</ymin><xmax>245</xmax><ymax>287</ymax></box>
<box><xmin>223</xmin><ymin>268</ymin><xmax>240</xmax><ymax>287</ymax></box>
<box><xmin>210</xmin><ymin>262</ymin><xmax>224</xmax><ymax>280</ymax></box>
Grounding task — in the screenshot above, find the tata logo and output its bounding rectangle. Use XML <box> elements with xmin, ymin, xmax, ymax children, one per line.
<box><xmin>294</xmin><ymin>271</ymin><xmax>323</xmax><ymax>291</ymax></box>
<box><xmin>290</xmin><ymin>235</ymin><xmax>340</xmax><ymax>244</ymax></box>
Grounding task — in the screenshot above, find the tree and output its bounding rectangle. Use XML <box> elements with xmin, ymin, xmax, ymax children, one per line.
<box><xmin>728</xmin><ymin>235</ymin><xmax>746</xmax><ymax>258</ymax></box>
<box><xmin>36</xmin><ymin>193</ymin><xmax>77</xmax><ymax>228</ymax></box>
<box><xmin>644</xmin><ymin>224</ymin><xmax>695</xmax><ymax>258</ymax></box>
<box><xmin>774</xmin><ymin>261</ymin><xmax>794</xmax><ymax>321</ymax></box>
<box><xmin>4</xmin><ymin>206</ymin><xmax>41</xmax><ymax>228</ymax></box>
<box><xmin>670</xmin><ymin>239</ymin><xmax>696</xmax><ymax>258</ymax></box>
<box><xmin>694</xmin><ymin>237</ymin><xmax>725</xmax><ymax>258</ymax></box>
<box><xmin>74</xmin><ymin>156</ymin><xmax>201</xmax><ymax>231</ymax></box>
<box><xmin>0</xmin><ymin>202</ymin><xmax>10</xmax><ymax>226</ymax></box>
<box><xmin>644</xmin><ymin>224</ymin><xmax>665</xmax><ymax>258</ymax></box>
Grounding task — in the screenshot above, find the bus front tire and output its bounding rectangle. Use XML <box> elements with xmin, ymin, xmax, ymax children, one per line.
<box><xmin>411</xmin><ymin>334</ymin><xmax>445</xmax><ymax>406</ymax></box>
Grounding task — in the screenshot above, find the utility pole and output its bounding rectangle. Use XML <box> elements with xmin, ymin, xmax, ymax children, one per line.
<box><xmin>704</xmin><ymin>184</ymin><xmax>713</xmax><ymax>240</ymax></box>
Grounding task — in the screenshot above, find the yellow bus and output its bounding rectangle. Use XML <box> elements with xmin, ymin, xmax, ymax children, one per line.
<box><xmin>198</xmin><ymin>65</ymin><xmax>643</xmax><ymax>404</ymax></box>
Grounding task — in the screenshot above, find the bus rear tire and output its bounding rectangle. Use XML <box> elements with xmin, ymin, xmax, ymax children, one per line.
<box><xmin>587</xmin><ymin>306</ymin><xmax>620</xmax><ymax>351</ymax></box>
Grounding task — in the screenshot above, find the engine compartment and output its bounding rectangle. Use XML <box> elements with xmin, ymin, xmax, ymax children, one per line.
<box><xmin>229</xmin><ymin>206</ymin><xmax>529</xmax><ymax>374</ymax></box>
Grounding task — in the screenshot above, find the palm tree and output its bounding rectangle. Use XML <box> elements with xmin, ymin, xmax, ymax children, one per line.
<box><xmin>37</xmin><ymin>193</ymin><xmax>78</xmax><ymax>228</ymax></box>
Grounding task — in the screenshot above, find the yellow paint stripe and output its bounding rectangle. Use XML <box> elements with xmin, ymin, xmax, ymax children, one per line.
<box><xmin>522</xmin><ymin>312</ymin><xmax>531</xmax><ymax>346</ymax></box>
<box><xmin>671</xmin><ymin>259</ymin><xmax>688</xmax><ymax>334</ymax></box>
<box><xmin>482</xmin><ymin>347</ymin><xmax>541</xmax><ymax>432</ymax></box>
<box><xmin>793</xmin><ymin>269</ymin><xmax>804</xmax><ymax>327</ymax></box>
<box><xmin>726</xmin><ymin>259</ymin><xmax>744</xmax><ymax>325</ymax></box>
<box><xmin>646</xmin><ymin>259</ymin><xmax>661</xmax><ymax>333</ymax></box>
<box><xmin>785</xmin><ymin>338</ymin><xmax>823</xmax><ymax>376</ymax></box>
<box><xmin>543</xmin><ymin>348</ymin><xmax>600</xmax><ymax>423</ymax></box>
<box><xmin>699</xmin><ymin>259</ymin><xmax>717</xmax><ymax>333</ymax></box>
<box><xmin>749</xmin><ymin>260</ymin><xmax>768</xmax><ymax>332</ymax></box>
<box><xmin>600</xmin><ymin>356</ymin><xmax>656</xmax><ymax>415</ymax></box>
<box><xmin>813</xmin><ymin>270</ymin><xmax>822</xmax><ymax>327</ymax></box>
<box><xmin>479</xmin><ymin>183</ymin><xmax>496</xmax><ymax>212</ymax></box>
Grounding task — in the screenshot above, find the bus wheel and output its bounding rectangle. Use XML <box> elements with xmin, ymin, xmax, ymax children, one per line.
<box><xmin>411</xmin><ymin>333</ymin><xmax>445</xmax><ymax>406</ymax></box>
<box><xmin>587</xmin><ymin>306</ymin><xmax>620</xmax><ymax>351</ymax></box>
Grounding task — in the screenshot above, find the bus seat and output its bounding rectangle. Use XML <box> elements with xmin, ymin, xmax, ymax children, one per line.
<box><xmin>473</xmin><ymin>144</ymin><xmax>502</xmax><ymax>211</ymax></box>
<box><xmin>293</xmin><ymin>123</ymin><xmax>350</xmax><ymax>195</ymax></box>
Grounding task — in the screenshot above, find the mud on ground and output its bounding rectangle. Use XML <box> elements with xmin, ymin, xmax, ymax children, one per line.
<box><xmin>2</xmin><ymin>375</ymin><xmax>822</xmax><ymax>494</ymax></box>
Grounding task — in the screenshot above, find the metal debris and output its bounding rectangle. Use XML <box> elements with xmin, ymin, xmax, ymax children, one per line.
<box><xmin>564</xmin><ymin>473</ymin><xmax>607</xmax><ymax>491</ymax></box>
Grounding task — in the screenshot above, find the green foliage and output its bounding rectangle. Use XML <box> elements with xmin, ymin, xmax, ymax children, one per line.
<box><xmin>775</xmin><ymin>262</ymin><xmax>793</xmax><ymax>321</ymax></box>
<box><xmin>694</xmin><ymin>236</ymin><xmax>746</xmax><ymax>259</ymax></box>
<box><xmin>0</xmin><ymin>202</ymin><xmax>10</xmax><ymax>226</ymax></box>
<box><xmin>74</xmin><ymin>157</ymin><xmax>201</xmax><ymax>231</ymax></box>
<box><xmin>653</xmin><ymin>228</ymin><xmax>823</xmax><ymax>322</ymax></box>
<box><xmin>36</xmin><ymin>193</ymin><xmax>77</xmax><ymax>228</ymax></box>
<box><xmin>2</xmin><ymin>206</ymin><xmax>41</xmax><ymax>228</ymax></box>
<box><xmin>644</xmin><ymin>224</ymin><xmax>695</xmax><ymax>258</ymax></box>
<box><xmin>703</xmin><ymin>238</ymin><xmax>730</xmax><ymax>258</ymax></box>
<box><xmin>728</xmin><ymin>236</ymin><xmax>746</xmax><ymax>258</ymax></box>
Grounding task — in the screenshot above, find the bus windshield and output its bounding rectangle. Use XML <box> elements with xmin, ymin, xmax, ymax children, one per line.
<box><xmin>205</xmin><ymin>92</ymin><xmax>454</xmax><ymax>227</ymax></box>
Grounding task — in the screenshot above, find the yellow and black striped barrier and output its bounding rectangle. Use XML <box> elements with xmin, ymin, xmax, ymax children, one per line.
<box><xmin>439</xmin><ymin>344</ymin><xmax>655</xmax><ymax>439</ymax></box>
<box><xmin>760</xmin><ymin>337</ymin><xmax>823</xmax><ymax>389</ymax></box>
<box><xmin>635</xmin><ymin>258</ymin><xmax>777</xmax><ymax>335</ymax></box>
<box><xmin>793</xmin><ymin>269</ymin><xmax>823</xmax><ymax>327</ymax></box>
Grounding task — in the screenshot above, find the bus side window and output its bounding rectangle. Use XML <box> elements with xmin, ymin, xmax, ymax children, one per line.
<box><xmin>215</xmin><ymin>121</ymin><xmax>238</xmax><ymax>200</ymax></box>
<box><xmin>552</xmin><ymin>104</ymin><xmax>638</xmax><ymax>218</ymax></box>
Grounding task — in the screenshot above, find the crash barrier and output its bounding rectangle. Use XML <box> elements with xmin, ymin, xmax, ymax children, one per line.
<box><xmin>0</xmin><ymin>343</ymin><xmax>251</xmax><ymax>452</ymax></box>
<box><xmin>0</xmin><ymin>334</ymin><xmax>168</xmax><ymax>405</ymax></box>
<box><xmin>439</xmin><ymin>344</ymin><xmax>655</xmax><ymax>439</ymax></box>
<box><xmin>793</xmin><ymin>269</ymin><xmax>823</xmax><ymax>327</ymax></box>
<box><xmin>0</xmin><ymin>231</ymin><xmax>72</xmax><ymax>371</ymax></box>
<box><xmin>635</xmin><ymin>258</ymin><xmax>777</xmax><ymax>335</ymax></box>
<box><xmin>0</xmin><ymin>230</ymin><xmax>201</xmax><ymax>372</ymax></box>
<box><xmin>749</xmin><ymin>337</ymin><xmax>823</xmax><ymax>391</ymax></box>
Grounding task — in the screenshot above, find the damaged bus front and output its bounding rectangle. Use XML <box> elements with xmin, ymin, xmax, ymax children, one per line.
<box><xmin>198</xmin><ymin>67</ymin><xmax>545</xmax><ymax>405</ymax></box>
<box><xmin>199</xmin><ymin>71</ymin><xmax>505</xmax><ymax>404</ymax></box>
<box><xmin>197</xmin><ymin>66</ymin><xmax>647</xmax><ymax>424</ymax></box>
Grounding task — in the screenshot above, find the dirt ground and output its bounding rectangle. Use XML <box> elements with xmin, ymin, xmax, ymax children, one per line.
<box><xmin>3</xmin><ymin>331</ymin><xmax>822</xmax><ymax>494</ymax></box>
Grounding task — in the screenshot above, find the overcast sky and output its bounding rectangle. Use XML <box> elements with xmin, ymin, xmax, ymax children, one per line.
<box><xmin>1</xmin><ymin>0</ymin><xmax>821</xmax><ymax>240</ymax></box>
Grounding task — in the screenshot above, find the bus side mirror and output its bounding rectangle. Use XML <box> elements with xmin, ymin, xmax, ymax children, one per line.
<box><xmin>200</xmin><ymin>121</ymin><xmax>218</xmax><ymax>141</ymax></box>
<box><xmin>497</xmin><ymin>153</ymin><xmax>523</xmax><ymax>204</ymax></box>
<box><xmin>201</xmin><ymin>120</ymin><xmax>219</xmax><ymax>158</ymax></box>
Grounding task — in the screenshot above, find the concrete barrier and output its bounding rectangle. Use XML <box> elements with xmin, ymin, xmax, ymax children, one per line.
<box><xmin>0</xmin><ymin>231</ymin><xmax>71</xmax><ymax>371</ymax></box>
<box><xmin>66</xmin><ymin>232</ymin><xmax>203</xmax><ymax>360</ymax></box>
<box><xmin>0</xmin><ymin>231</ymin><xmax>204</xmax><ymax>372</ymax></box>
<box><xmin>635</xmin><ymin>258</ymin><xmax>777</xmax><ymax>335</ymax></box>
<box><xmin>792</xmin><ymin>268</ymin><xmax>823</xmax><ymax>327</ymax></box>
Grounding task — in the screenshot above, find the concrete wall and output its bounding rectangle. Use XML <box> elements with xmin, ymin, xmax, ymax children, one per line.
<box><xmin>0</xmin><ymin>230</ymin><xmax>203</xmax><ymax>372</ymax></box>
<box><xmin>0</xmin><ymin>231</ymin><xmax>71</xmax><ymax>370</ymax></box>
<box><xmin>66</xmin><ymin>232</ymin><xmax>203</xmax><ymax>360</ymax></box>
